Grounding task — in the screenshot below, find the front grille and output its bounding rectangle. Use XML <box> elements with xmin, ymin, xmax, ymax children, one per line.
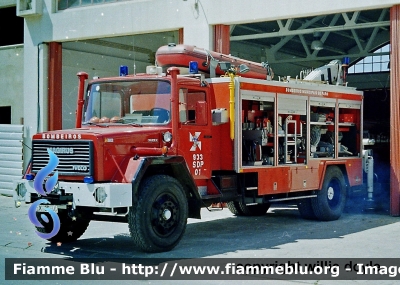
<box><xmin>32</xmin><ymin>140</ymin><xmax>93</xmax><ymax>176</ymax></box>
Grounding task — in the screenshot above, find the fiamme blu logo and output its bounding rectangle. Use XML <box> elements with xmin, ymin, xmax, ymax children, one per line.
<box><xmin>27</xmin><ymin>149</ymin><xmax>61</xmax><ymax>239</ymax></box>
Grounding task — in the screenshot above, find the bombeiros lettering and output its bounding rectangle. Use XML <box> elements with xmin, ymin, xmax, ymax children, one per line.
<box><xmin>285</xmin><ymin>87</ymin><xmax>328</xmax><ymax>96</ymax></box>
<box><xmin>42</xmin><ymin>133</ymin><xmax>82</xmax><ymax>140</ymax></box>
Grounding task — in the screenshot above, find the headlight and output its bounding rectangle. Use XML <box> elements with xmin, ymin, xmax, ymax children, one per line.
<box><xmin>16</xmin><ymin>183</ymin><xmax>27</xmax><ymax>198</ymax></box>
<box><xmin>163</xmin><ymin>131</ymin><xmax>173</xmax><ymax>143</ymax></box>
<box><xmin>94</xmin><ymin>187</ymin><xmax>107</xmax><ymax>203</ymax></box>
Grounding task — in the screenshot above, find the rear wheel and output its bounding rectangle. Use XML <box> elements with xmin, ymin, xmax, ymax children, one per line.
<box><xmin>297</xmin><ymin>198</ymin><xmax>317</xmax><ymax>220</ymax></box>
<box><xmin>311</xmin><ymin>166</ymin><xmax>346</xmax><ymax>221</ymax></box>
<box><xmin>227</xmin><ymin>201</ymin><xmax>269</xmax><ymax>216</ymax></box>
<box><xmin>128</xmin><ymin>175</ymin><xmax>188</xmax><ymax>252</ymax></box>
<box><xmin>227</xmin><ymin>201</ymin><xmax>244</xmax><ymax>216</ymax></box>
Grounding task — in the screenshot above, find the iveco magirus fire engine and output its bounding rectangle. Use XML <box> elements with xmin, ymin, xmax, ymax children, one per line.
<box><xmin>14</xmin><ymin>44</ymin><xmax>374</xmax><ymax>252</ymax></box>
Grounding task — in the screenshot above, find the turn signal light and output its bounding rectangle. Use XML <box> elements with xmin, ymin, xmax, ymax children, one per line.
<box><xmin>161</xmin><ymin>146</ymin><xmax>168</xmax><ymax>155</ymax></box>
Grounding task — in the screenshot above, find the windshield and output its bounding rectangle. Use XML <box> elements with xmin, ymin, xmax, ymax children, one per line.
<box><xmin>83</xmin><ymin>80</ymin><xmax>171</xmax><ymax>125</ymax></box>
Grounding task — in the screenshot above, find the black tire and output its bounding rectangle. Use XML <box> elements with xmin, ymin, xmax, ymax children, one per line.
<box><xmin>297</xmin><ymin>198</ymin><xmax>317</xmax><ymax>220</ymax></box>
<box><xmin>227</xmin><ymin>201</ymin><xmax>244</xmax><ymax>216</ymax></box>
<box><xmin>311</xmin><ymin>166</ymin><xmax>346</xmax><ymax>221</ymax></box>
<box><xmin>239</xmin><ymin>203</ymin><xmax>270</xmax><ymax>216</ymax></box>
<box><xmin>35</xmin><ymin>210</ymin><xmax>91</xmax><ymax>243</ymax></box>
<box><xmin>227</xmin><ymin>201</ymin><xmax>269</xmax><ymax>216</ymax></box>
<box><xmin>128</xmin><ymin>175</ymin><xmax>188</xmax><ymax>252</ymax></box>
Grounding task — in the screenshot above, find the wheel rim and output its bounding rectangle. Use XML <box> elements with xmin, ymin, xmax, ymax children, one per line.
<box><xmin>327</xmin><ymin>187</ymin><xmax>334</xmax><ymax>200</ymax></box>
<box><xmin>151</xmin><ymin>193</ymin><xmax>179</xmax><ymax>237</ymax></box>
<box><xmin>327</xmin><ymin>179</ymin><xmax>341</xmax><ymax>208</ymax></box>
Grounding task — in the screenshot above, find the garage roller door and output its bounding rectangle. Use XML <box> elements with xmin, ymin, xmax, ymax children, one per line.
<box><xmin>0</xmin><ymin>124</ymin><xmax>23</xmax><ymax>196</ymax></box>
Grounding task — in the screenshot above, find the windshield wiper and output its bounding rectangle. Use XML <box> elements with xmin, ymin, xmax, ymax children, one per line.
<box><xmin>83</xmin><ymin>122</ymin><xmax>108</xmax><ymax>128</ymax></box>
<box><xmin>83</xmin><ymin>121</ymin><xmax>142</xmax><ymax>127</ymax></box>
<box><xmin>127</xmin><ymin>123</ymin><xmax>143</xmax><ymax>127</ymax></box>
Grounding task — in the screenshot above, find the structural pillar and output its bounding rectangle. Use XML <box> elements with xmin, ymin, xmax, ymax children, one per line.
<box><xmin>390</xmin><ymin>5</ymin><xmax>400</xmax><ymax>216</ymax></box>
<box><xmin>178</xmin><ymin>28</ymin><xmax>184</xmax><ymax>44</ymax></box>
<box><xmin>214</xmin><ymin>24</ymin><xmax>230</xmax><ymax>54</ymax></box>
<box><xmin>48</xmin><ymin>42</ymin><xmax>62</xmax><ymax>131</ymax></box>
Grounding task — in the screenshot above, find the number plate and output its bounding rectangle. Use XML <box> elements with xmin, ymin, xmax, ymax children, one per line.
<box><xmin>37</xmin><ymin>205</ymin><xmax>58</xmax><ymax>213</ymax></box>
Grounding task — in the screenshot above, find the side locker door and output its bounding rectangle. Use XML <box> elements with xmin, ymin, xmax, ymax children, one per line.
<box><xmin>177</xmin><ymin>88</ymin><xmax>212</xmax><ymax>180</ymax></box>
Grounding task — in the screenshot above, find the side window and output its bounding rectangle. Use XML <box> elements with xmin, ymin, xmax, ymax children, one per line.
<box><xmin>179</xmin><ymin>88</ymin><xmax>207</xmax><ymax>125</ymax></box>
<box><xmin>179</xmin><ymin>89</ymin><xmax>187</xmax><ymax>122</ymax></box>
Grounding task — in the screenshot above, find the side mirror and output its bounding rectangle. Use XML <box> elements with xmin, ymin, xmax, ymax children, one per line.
<box><xmin>195</xmin><ymin>101</ymin><xmax>208</xmax><ymax>125</ymax></box>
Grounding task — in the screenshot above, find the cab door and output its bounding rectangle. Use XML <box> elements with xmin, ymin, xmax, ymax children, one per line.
<box><xmin>177</xmin><ymin>87</ymin><xmax>212</xmax><ymax>180</ymax></box>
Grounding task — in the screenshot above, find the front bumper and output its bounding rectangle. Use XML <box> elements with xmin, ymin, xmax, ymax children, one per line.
<box><xmin>13</xmin><ymin>179</ymin><xmax>132</xmax><ymax>208</ymax></box>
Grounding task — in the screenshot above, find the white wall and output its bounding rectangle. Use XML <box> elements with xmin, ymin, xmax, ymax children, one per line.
<box><xmin>0</xmin><ymin>45</ymin><xmax>24</xmax><ymax>125</ymax></box>
<box><xmin>0</xmin><ymin>0</ymin><xmax>16</xmax><ymax>8</ymax></box>
<box><xmin>26</xmin><ymin>0</ymin><xmax>400</xmax><ymax>46</ymax></box>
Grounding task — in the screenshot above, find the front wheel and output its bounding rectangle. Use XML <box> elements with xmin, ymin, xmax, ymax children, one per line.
<box><xmin>311</xmin><ymin>166</ymin><xmax>347</xmax><ymax>221</ymax></box>
<box><xmin>35</xmin><ymin>209</ymin><xmax>91</xmax><ymax>242</ymax></box>
<box><xmin>128</xmin><ymin>175</ymin><xmax>188</xmax><ymax>252</ymax></box>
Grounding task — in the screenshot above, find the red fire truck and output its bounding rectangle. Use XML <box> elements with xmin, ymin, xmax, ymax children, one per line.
<box><xmin>14</xmin><ymin>44</ymin><xmax>374</xmax><ymax>252</ymax></box>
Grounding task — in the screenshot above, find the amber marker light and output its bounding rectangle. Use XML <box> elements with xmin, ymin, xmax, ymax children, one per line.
<box><xmin>161</xmin><ymin>146</ymin><xmax>169</xmax><ymax>155</ymax></box>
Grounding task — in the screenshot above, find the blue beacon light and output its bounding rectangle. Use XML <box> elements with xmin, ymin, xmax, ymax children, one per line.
<box><xmin>25</xmin><ymin>173</ymin><xmax>35</xmax><ymax>181</ymax></box>
<box><xmin>120</xmin><ymin>65</ymin><xmax>128</xmax><ymax>76</ymax></box>
<box><xmin>83</xmin><ymin>176</ymin><xmax>94</xmax><ymax>184</ymax></box>
<box><xmin>189</xmin><ymin>61</ymin><xmax>198</xmax><ymax>74</ymax></box>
